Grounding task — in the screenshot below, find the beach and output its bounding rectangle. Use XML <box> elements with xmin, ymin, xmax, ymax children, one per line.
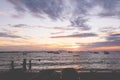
<box><xmin>0</xmin><ymin>68</ymin><xmax>120</xmax><ymax>80</ymax></box>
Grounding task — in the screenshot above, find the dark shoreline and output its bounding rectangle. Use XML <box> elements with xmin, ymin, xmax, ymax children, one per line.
<box><xmin>1</xmin><ymin>68</ymin><xmax>120</xmax><ymax>80</ymax></box>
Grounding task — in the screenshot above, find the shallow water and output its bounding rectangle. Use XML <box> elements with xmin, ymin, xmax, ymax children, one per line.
<box><xmin>0</xmin><ymin>51</ymin><xmax>120</xmax><ymax>70</ymax></box>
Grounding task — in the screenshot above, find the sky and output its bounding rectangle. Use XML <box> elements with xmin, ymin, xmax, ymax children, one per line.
<box><xmin>0</xmin><ymin>0</ymin><xmax>120</xmax><ymax>51</ymax></box>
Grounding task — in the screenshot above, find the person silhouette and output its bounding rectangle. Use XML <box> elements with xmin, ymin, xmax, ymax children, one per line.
<box><xmin>29</xmin><ymin>60</ymin><xmax>32</xmax><ymax>70</ymax></box>
<box><xmin>22</xmin><ymin>59</ymin><xmax>27</xmax><ymax>71</ymax></box>
<box><xmin>10</xmin><ymin>60</ymin><xmax>14</xmax><ymax>70</ymax></box>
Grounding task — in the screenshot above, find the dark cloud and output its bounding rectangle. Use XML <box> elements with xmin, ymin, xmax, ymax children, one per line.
<box><xmin>8</xmin><ymin>0</ymin><xmax>120</xmax><ymax>17</ymax></box>
<box><xmin>107</xmin><ymin>33</ymin><xmax>120</xmax><ymax>41</ymax></box>
<box><xmin>7</xmin><ymin>0</ymin><xmax>91</xmax><ymax>30</ymax></box>
<box><xmin>75</xmin><ymin>0</ymin><xmax>120</xmax><ymax>18</ymax></box>
<box><xmin>86</xmin><ymin>33</ymin><xmax>120</xmax><ymax>48</ymax></box>
<box><xmin>7</xmin><ymin>0</ymin><xmax>120</xmax><ymax>30</ymax></box>
<box><xmin>87</xmin><ymin>40</ymin><xmax>120</xmax><ymax>48</ymax></box>
<box><xmin>8</xmin><ymin>0</ymin><xmax>63</xmax><ymax>19</ymax></box>
<box><xmin>51</xmin><ymin>33</ymin><xmax>97</xmax><ymax>38</ymax></box>
<box><xmin>11</xmin><ymin>24</ymin><xmax>27</xmax><ymax>27</ymax></box>
<box><xmin>93</xmin><ymin>0</ymin><xmax>120</xmax><ymax>17</ymax></box>
<box><xmin>71</xmin><ymin>17</ymin><xmax>90</xmax><ymax>30</ymax></box>
<box><xmin>74</xmin><ymin>0</ymin><xmax>94</xmax><ymax>15</ymax></box>
<box><xmin>0</xmin><ymin>32</ymin><xmax>21</xmax><ymax>38</ymax></box>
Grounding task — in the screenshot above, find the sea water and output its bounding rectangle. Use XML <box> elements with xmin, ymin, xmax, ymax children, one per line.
<box><xmin>0</xmin><ymin>51</ymin><xmax>120</xmax><ymax>71</ymax></box>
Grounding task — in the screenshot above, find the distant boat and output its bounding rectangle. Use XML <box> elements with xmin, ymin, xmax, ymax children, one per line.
<box><xmin>53</xmin><ymin>51</ymin><xmax>59</xmax><ymax>54</ymax></box>
<box><xmin>47</xmin><ymin>51</ymin><xmax>59</xmax><ymax>54</ymax></box>
<box><xmin>68</xmin><ymin>51</ymin><xmax>73</xmax><ymax>53</ymax></box>
<box><xmin>94</xmin><ymin>52</ymin><xmax>99</xmax><ymax>54</ymax></box>
<box><xmin>104</xmin><ymin>51</ymin><xmax>109</xmax><ymax>54</ymax></box>
<box><xmin>73</xmin><ymin>54</ymin><xmax>79</xmax><ymax>57</ymax></box>
<box><xmin>22</xmin><ymin>52</ymin><xmax>27</xmax><ymax>55</ymax></box>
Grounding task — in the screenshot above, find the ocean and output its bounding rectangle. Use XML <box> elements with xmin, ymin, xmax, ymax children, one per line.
<box><xmin>0</xmin><ymin>51</ymin><xmax>120</xmax><ymax>71</ymax></box>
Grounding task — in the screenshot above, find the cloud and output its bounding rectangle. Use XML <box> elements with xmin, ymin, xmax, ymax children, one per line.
<box><xmin>8</xmin><ymin>0</ymin><xmax>93</xmax><ymax>19</ymax></box>
<box><xmin>8</xmin><ymin>0</ymin><xmax>120</xmax><ymax>18</ymax></box>
<box><xmin>0</xmin><ymin>32</ymin><xmax>21</xmax><ymax>38</ymax></box>
<box><xmin>51</xmin><ymin>31</ymin><xmax>64</xmax><ymax>35</ymax></box>
<box><xmin>100</xmin><ymin>27</ymin><xmax>119</xmax><ymax>32</ymax></box>
<box><xmin>52</xmin><ymin>27</ymin><xmax>74</xmax><ymax>30</ymax></box>
<box><xmin>9</xmin><ymin>24</ymin><xmax>28</xmax><ymax>27</ymax></box>
<box><xmin>51</xmin><ymin>33</ymin><xmax>97</xmax><ymax>38</ymax></box>
<box><xmin>6</xmin><ymin>0</ymin><xmax>91</xmax><ymax>30</ymax></box>
<box><xmin>88</xmin><ymin>40</ymin><xmax>120</xmax><ymax>48</ymax></box>
<box><xmin>8</xmin><ymin>0</ymin><xmax>63</xmax><ymax>19</ymax></box>
<box><xmin>92</xmin><ymin>0</ymin><xmax>120</xmax><ymax>17</ymax></box>
<box><xmin>106</xmin><ymin>33</ymin><xmax>120</xmax><ymax>41</ymax></box>
<box><xmin>71</xmin><ymin>17</ymin><xmax>90</xmax><ymax>30</ymax></box>
<box><xmin>7</xmin><ymin>0</ymin><xmax>120</xmax><ymax>30</ymax></box>
<box><xmin>86</xmin><ymin>33</ymin><xmax>120</xmax><ymax>48</ymax></box>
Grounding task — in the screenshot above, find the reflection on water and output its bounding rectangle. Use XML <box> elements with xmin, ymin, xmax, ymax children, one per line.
<box><xmin>0</xmin><ymin>51</ymin><xmax>120</xmax><ymax>70</ymax></box>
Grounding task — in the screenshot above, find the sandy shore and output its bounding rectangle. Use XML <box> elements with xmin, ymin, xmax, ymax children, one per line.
<box><xmin>0</xmin><ymin>68</ymin><xmax>120</xmax><ymax>80</ymax></box>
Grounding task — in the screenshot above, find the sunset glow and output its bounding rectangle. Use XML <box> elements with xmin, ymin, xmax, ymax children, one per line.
<box><xmin>0</xmin><ymin>0</ymin><xmax>120</xmax><ymax>51</ymax></box>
